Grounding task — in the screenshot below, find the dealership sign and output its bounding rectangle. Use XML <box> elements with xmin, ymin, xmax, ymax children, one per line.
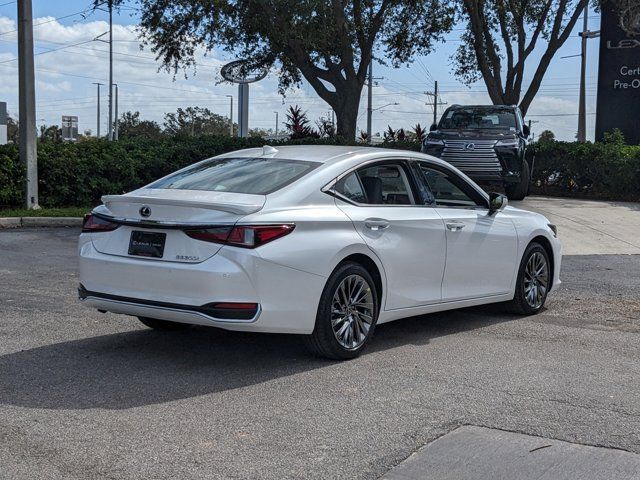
<box><xmin>596</xmin><ymin>4</ymin><xmax>640</xmax><ymax>144</ymax></box>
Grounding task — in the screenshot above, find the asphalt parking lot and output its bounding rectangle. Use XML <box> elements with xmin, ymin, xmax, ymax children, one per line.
<box><xmin>1</xmin><ymin>201</ymin><xmax>639</xmax><ymax>479</ymax></box>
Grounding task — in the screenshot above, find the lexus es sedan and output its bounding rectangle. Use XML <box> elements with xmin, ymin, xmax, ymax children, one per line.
<box><xmin>79</xmin><ymin>145</ymin><xmax>562</xmax><ymax>359</ymax></box>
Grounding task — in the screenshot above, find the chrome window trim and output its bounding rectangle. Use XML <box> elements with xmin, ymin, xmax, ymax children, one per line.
<box><xmin>322</xmin><ymin>157</ymin><xmax>431</xmax><ymax>208</ymax></box>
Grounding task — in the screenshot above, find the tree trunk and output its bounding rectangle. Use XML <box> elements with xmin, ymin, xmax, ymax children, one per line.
<box><xmin>332</xmin><ymin>85</ymin><xmax>362</xmax><ymax>140</ymax></box>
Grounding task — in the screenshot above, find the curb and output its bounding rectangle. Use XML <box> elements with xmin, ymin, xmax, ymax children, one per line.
<box><xmin>0</xmin><ymin>217</ymin><xmax>83</xmax><ymax>229</ymax></box>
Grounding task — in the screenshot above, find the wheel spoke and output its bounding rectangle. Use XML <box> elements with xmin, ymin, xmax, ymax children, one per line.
<box><xmin>330</xmin><ymin>274</ymin><xmax>375</xmax><ymax>350</ymax></box>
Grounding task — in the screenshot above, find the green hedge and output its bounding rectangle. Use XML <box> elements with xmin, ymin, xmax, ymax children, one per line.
<box><xmin>1</xmin><ymin>136</ymin><xmax>639</xmax><ymax>208</ymax></box>
<box><xmin>527</xmin><ymin>141</ymin><xmax>640</xmax><ymax>202</ymax></box>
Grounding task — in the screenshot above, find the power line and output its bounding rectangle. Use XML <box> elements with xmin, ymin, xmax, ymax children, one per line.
<box><xmin>0</xmin><ymin>5</ymin><xmax>95</xmax><ymax>37</ymax></box>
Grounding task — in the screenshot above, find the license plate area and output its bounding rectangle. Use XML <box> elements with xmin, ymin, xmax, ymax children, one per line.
<box><xmin>128</xmin><ymin>231</ymin><xmax>166</xmax><ymax>258</ymax></box>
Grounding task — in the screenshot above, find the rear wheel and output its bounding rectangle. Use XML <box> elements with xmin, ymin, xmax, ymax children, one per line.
<box><xmin>508</xmin><ymin>242</ymin><xmax>550</xmax><ymax>315</ymax></box>
<box><xmin>304</xmin><ymin>262</ymin><xmax>379</xmax><ymax>360</ymax></box>
<box><xmin>138</xmin><ymin>317</ymin><xmax>191</xmax><ymax>331</ymax></box>
<box><xmin>505</xmin><ymin>161</ymin><xmax>530</xmax><ymax>201</ymax></box>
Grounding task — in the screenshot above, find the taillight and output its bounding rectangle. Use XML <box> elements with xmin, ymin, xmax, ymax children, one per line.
<box><xmin>82</xmin><ymin>214</ymin><xmax>120</xmax><ymax>233</ymax></box>
<box><xmin>185</xmin><ymin>224</ymin><xmax>294</xmax><ymax>248</ymax></box>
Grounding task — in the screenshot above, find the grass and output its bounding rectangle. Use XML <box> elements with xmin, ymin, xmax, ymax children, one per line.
<box><xmin>0</xmin><ymin>207</ymin><xmax>90</xmax><ymax>218</ymax></box>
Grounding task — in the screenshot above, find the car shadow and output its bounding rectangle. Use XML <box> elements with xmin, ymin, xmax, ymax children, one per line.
<box><xmin>0</xmin><ymin>304</ymin><xmax>520</xmax><ymax>411</ymax></box>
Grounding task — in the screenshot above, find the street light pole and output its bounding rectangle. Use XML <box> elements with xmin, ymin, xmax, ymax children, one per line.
<box><xmin>226</xmin><ymin>95</ymin><xmax>233</xmax><ymax>136</ymax></box>
<box><xmin>17</xmin><ymin>0</ymin><xmax>39</xmax><ymax>209</ymax></box>
<box><xmin>107</xmin><ymin>0</ymin><xmax>113</xmax><ymax>141</ymax></box>
<box><xmin>113</xmin><ymin>83</ymin><xmax>119</xmax><ymax>140</ymax></box>
<box><xmin>367</xmin><ymin>61</ymin><xmax>373</xmax><ymax>142</ymax></box>
<box><xmin>274</xmin><ymin>111</ymin><xmax>278</xmax><ymax>139</ymax></box>
<box><xmin>93</xmin><ymin>82</ymin><xmax>103</xmax><ymax>138</ymax></box>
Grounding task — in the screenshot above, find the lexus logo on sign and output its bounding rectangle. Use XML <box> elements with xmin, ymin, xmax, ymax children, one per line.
<box><xmin>607</xmin><ymin>39</ymin><xmax>640</xmax><ymax>49</ymax></box>
<box><xmin>139</xmin><ymin>206</ymin><xmax>151</xmax><ymax>218</ymax></box>
<box><xmin>465</xmin><ymin>143</ymin><xmax>475</xmax><ymax>150</ymax></box>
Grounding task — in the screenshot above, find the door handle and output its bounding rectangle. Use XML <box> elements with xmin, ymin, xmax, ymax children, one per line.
<box><xmin>365</xmin><ymin>218</ymin><xmax>390</xmax><ymax>231</ymax></box>
<box><xmin>446</xmin><ymin>221</ymin><xmax>466</xmax><ymax>232</ymax></box>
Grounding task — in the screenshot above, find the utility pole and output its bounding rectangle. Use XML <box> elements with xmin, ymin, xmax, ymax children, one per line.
<box><xmin>18</xmin><ymin>0</ymin><xmax>39</xmax><ymax>209</ymax></box>
<box><xmin>577</xmin><ymin>6</ymin><xmax>588</xmax><ymax>142</ymax></box>
<box><xmin>425</xmin><ymin>81</ymin><xmax>447</xmax><ymax>127</ymax></box>
<box><xmin>113</xmin><ymin>83</ymin><xmax>119</xmax><ymax>140</ymax></box>
<box><xmin>274</xmin><ymin>111</ymin><xmax>278</xmax><ymax>139</ymax></box>
<box><xmin>107</xmin><ymin>0</ymin><xmax>113</xmax><ymax>141</ymax></box>
<box><xmin>226</xmin><ymin>95</ymin><xmax>233</xmax><ymax>136</ymax></box>
<box><xmin>93</xmin><ymin>82</ymin><xmax>103</xmax><ymax>138</ymax></box>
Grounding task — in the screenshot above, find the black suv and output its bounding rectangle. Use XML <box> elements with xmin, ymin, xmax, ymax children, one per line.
<box><xmin>421</xmin><ymin>104</ymin><xmax>531</xmax><ymax>200</ymax></box>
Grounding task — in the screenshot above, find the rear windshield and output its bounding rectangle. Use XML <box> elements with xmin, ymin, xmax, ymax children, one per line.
<box><xmin>148</xmin><ymin>157</ymin><xmax>321</xmax><ymax>195</ymax></box>
<box><xmin>439</xmin><ymin>108</ymin><xmax>517</xmax><ymax>130</ymax></box>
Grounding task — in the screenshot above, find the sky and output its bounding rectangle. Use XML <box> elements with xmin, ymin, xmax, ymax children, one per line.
<box><xmin>0</xmin><ymin>1</ymin><xmax>601</xmax><ymax>140</ymax></box>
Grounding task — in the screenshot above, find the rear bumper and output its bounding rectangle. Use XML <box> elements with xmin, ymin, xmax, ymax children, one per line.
<box><xmin>78</xmin><ymin>236</ymin><xmax>326</xmax><ymax>334</ymax></box>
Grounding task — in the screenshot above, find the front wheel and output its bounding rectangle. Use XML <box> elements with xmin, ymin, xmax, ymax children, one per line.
<box><xmin>505</xmin><ymin>161</ymin><xmax>530</xmax><ymax>201</ymax></box>
<box><xmin>508</xmin><ymin>243</ymin><xmax>551</xmax><ymax>315</ymax></box>
<box><xmin>304</xmin><ymin>262</ymin><xmax>379</xmax><ymax>360</ymax></box>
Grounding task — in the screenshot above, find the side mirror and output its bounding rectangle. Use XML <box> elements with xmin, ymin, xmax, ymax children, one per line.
<box><xmin>522</xmin><ymin>124</ymin><xmax>530</xmax><ymax>138</ymax></box>
<box><xmin>429</xmin><ymin>124</ymin><xmax>438</xmax><ymax>132</ymax></box>
<box><xmin>488</xmin><ymin>192</ymin><xmax>508</xmax><ymax>215</ymax></box>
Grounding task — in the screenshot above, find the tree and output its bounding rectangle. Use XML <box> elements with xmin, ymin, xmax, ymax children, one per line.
<box><xmin>285</xmin><ymin>105</ymin><xmax>319</xmax><ymax>139</ymax></box>
<box><xmin>39</xmin><ymin>124</ymin><xmax>62</xmax><ymax>142</ymax></box>
<box><xmin>537</xmin><ymin>129</ymin><xmax>555</xmax><ymax>143</ymax></box>
<box><xmin>248</xmin><ymin>127</ymin><xmax>274</xmax><ymax>138</ymax></box>
<box><xmin>6</xmin><ymin>116</ymin><xmax>19</xmax><ymax>143</ymax></box>
<box><xmin>454</xmin><ymin>0</ymin><xmax>588</xmax><ymax>115</ymax></box>
<box><xmin>118</xmin><ymin>111</ymin><xmax>163</xmax><ymax>139</ymax></box>
<box><xmin>164</xmin><ymin>107</ymin><xmax>232</xmax><ymax>137</ymax></box>
<box><xmin>98</xmin><ymin>1</ymin><xmax>453</xmax><ymax>140</ymax></box>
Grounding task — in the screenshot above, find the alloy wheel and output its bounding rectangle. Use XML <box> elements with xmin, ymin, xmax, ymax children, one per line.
<box><xmin>523</xmin><ymin>251</ymin><xmax>549</xmax><ymax>309</ymax></box>
<box><xmin>331</xmin><ymin>274</ymin><xmax>375</xmax><ymax>350</ymax></box>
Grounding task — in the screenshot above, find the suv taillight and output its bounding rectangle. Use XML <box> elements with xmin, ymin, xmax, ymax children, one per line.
<box><xmin>82</xmin><ymin>214</ymin><xmax>120</xmax><ymax>233</ymax></box>
<box><xmin>185</xmin><ymin>224</ymin><xmax>294</xmax><ymax>248</ymax></box>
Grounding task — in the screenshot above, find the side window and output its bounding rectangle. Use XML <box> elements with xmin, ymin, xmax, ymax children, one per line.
<box><xmin>333</xmin><ymin>172</ymin><xmax>366</xmax><ymax>203</ymax></box>
<box><xmin>419</xmin><ymin>164</ymin><xmax>486</xmax><ymax>208</ymax></box>
<box><xmin>356</xmin><ymin>164</ymin><xmax>415</xmax><ymax>205</ymax></box>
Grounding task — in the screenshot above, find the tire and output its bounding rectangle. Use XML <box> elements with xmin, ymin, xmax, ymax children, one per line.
<box><xmin>505</xmin><ymin>161</ymin><xmax>530</xmax><ymax>201</ymax></box>
<box><xmin>304</xmin><ymin>262</ymin><xmax>379</xmax><ymax>360</ymax></box>
<box><xmin>138</xmin><ymin>317</ymin><xmax>191</xmax><ymax>331</ymax></box>
<box><xmin>508</xmin><ymin>242</ymin><xmax>551</xmax><ymax>315</ymax></box>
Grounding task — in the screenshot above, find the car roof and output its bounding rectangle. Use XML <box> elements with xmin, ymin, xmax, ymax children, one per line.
<box><xmin>447</xmin><ymin>104</ymin><xmax>516</xmax><ymax>110</ymax></box>
<box><xmin>216</xmin><ymin>145</ymin><xmax>401</xmax><ymax>164</ymax></box>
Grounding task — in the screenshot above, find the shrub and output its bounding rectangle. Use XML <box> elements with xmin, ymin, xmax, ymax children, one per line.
<box><xmin>528</xmin><ymin>140</ymin><xmax>640</xmax><ymax>201</ymax></box>
<box><xmin>1</xmin><ymin>136</ymin><xmax>638</xmax><ymax>208</ymax></box>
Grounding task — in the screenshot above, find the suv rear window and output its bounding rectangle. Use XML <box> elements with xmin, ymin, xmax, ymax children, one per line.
<box><xmin>148</xmin><ymin>157</ymin><xmax>320</xmax><ymax>195</ymax></box>
<box><xmin>439</xmin><ymin>107</ymin><xmax>517</xmax><ymax>130</ymax></box>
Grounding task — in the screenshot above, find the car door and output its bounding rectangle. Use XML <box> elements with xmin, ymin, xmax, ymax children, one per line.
<box><xmin>416</xmin><ymin>161</ymin><xmax>518</xmax><ymax>301</ymax></box>
<box><xmin>330</xmin><ymin>160</ymin><xmax>446</xmax><ymax>310</ymax></box>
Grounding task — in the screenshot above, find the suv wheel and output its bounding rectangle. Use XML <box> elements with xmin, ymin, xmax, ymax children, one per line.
<box><xmin>505</xmin><ymin>161</ymin><xmax>530</xmax><ymax>201</ymax></box>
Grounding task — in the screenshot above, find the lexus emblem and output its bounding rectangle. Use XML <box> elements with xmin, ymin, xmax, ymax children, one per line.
<box><xmin>465</xmin><ymin>143</ymin><xmax>475</xmax><ymax>150</ymax></box>
<box><xmin>139</xmin><ymin>206</ymin><xmax>151</xmax><ymax>218</ymax></box>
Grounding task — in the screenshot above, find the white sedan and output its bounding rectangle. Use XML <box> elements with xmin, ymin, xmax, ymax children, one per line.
<box><xmin>79</xmin><ymin>145</ymin><xmax>561</xmax><ymax>359</ymax></box>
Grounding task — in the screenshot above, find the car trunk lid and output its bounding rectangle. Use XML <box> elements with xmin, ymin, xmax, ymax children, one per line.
<box><xmin>90</xmin><ymin>189</ymin><xmax>266</xmax><ymax>263</ymax></box>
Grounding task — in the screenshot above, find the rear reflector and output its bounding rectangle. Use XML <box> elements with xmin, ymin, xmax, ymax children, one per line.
<box><xmin>185</xmin><ymin>224</ymin><xmax>294</xmax><ymax>248</ymax></box>
<box><xmin>82</xmin><ymin>214</ymin><xmax>120</xmax><ymax>233</ymax></box>
<box><xmin>204</xmin><ymin>302</ymin><xmax>259</xmax><ymax>320</ymax></box>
